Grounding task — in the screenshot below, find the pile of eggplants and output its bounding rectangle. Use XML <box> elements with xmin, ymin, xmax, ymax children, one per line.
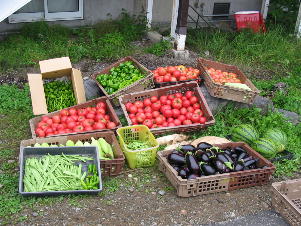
<box><xmin>167</xmin><ymin>142</ymin><xmax>266</xmax><ymax>180</ymax></box>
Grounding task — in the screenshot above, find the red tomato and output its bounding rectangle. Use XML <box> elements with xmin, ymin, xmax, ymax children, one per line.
<box><xmin>167</xmin><ymin>118</ymin><xmax>174</xmax><ymax>123</ymax></box>
<box><xmin>191</xmin><ymin>114</ymin><xmax>200</xmax><ymax>123</ymax></box>
<box><xmin>163</xmin><ymin>109</ymin><xmax>173</xmax><ymax>118</ymax></box>
<box><xmin>137</xmin><ymin>108</ymin><xmax>144</xmax><ymax>113</ymax></box>
<box><xmin>125</xmin><ymin>103</ymin><xmax>133</xmax><ymax>111</ymax></box>
<box><xmin>144</xmin><ymin>106</ymin><xmax>152</xmax><ymax>113</ymax></box>
<box><xmin>181</xmin><ymin>96</ymin><xmax>188</xmax><ymax>101</ymax></box>
<box><xmin>152</xmin><ymin>124</ymin><xmax>159</xmax><ymax>128</ymax></box>
<box><xmin>57</xmin><ymin>124</ymin><xmax>65</xmax><ymax>130</ymax></box>
<box><xmin>160</xmin><ymin>96</ymin><xmax>168</xmax><ymax>104</ymax></box>
<box><xmin>84</xmin><ymin>126</ymin><xmax>94</xmax><ymax>131</ymax></box>
<box><xmin>69</xmin><ymin>108</ymin><xmax>77</xmax><ymax>116</ymax></box>
<box><xmin>134</xmin><ymin>101</ymin><xmax>144</xmax><ymax>109</ymax></box>
<box><xmin>172</xmin><ymin>109</ymin><xmax>180</xmax><ymax>118</ymax></box>
<box><xmin>174</xmin><ymin>119</ymin><xmax>182</xmax><ymax>126</ymax></box>
<box><xmin>42</xmin><ymin>116</ymin><xmax>50</xmax><ymax>122</ymax></box>
<box><xmin>175</xmin><ymin>93</ymin><xmax>183</xmax><ymax>98</ymax></box>
<box><xmin>199</xmin><ymin>117</ymin><xmax>207</xmax><ymax>124</ymax></box>
<box><xmin>185</xmin><ymin>91</ymin><xmax>194</xmax><ymax>98</ymax></box>
<box><xmin>96</xmin><ymin>102</ymin><xmax>106</xmax><ymax>110</ymax></box>
<box><xmin>36</xmin><ymin>130</ymin><xmax>45</xmax><ymax>137</ymax></box>
<box><xmin>167</xmin><ymin>94</ymin><xmax>176</xmax><ymax>101</ymax></box>
<box><xmin>162</xmin><ymin>122</ymin><xmax>168</xmax><ymax>127</ymax></box>
<box><xmin>66</xmin><ymin>117</ymin><xmax>75</xmax><ymax>124</ymax></box>
<box><xmin>194</xmin><ymin>109</ymin><xmax>204</xmax><ymax>116</ymax></box>
<box><xmin>158</xmin><ymin>67</ymin><xmax>167</xmax><ymax>76</ymax></box>
<box><xmin>172</xmin><ymin>98</ymin><xmax>182</xmax><ymax>109</ymax></box>
<box><xmin>189</xmin><ymin>96</ymin><xmax>198</xmax><ymax>104</ymax></box>
<box><xmin>52</xmin><ymin>115</ymin><xmax>61</xmax><ymax>123</ymax></box>
<box><xmin>77</xmin><ymin>108</ymin><xmax>87</xmax><ymax>116</ymax></box>
<box><xmin>183</xmin><ymin>119</ymin><xmax>192</xmax><ymax>125</ymax></box>
<box><xmin>46</xmin><ymin>118</ymin><xmax>53</xmax><ymax>125</ymax></box>
<box><xmin>193</xmin><ymin>103</ymin><xmax>201</xmax><ymax>109</ymax></box>
<box><xmin>152</xmin><ymin>111</ymin><xmax>160</xmax><ymax>118</ymax></box>
<box><xmin>180</xmin><ymin>108</ymin><xmax>188</xmax><ymax>115</ymax></box>
<box><xmin>86</xmin><ymin>113</ymin><xmax>95</xmax><ymax>119</ymax></box>
<box><xmin>107</xmin><ymin>122</ymin><xmax>117</xmax><ymax>129</ymax></box>
<box><xmin>129</xmin><ymin>105</ymin><xmax>138</xmax><ymax>114</ymax></box>
<box><xmin>136</xmin><ymin>113</ymin><xmax>146</xmax><ymax>123</ymax></box>
<box><xmin>78</xmin><ymin>115</ymin><xmax>86</xmax><ymax>122</ymax></box>
<box><xmin>166</xmin><ymin>100</ymin><xmax>172</xmax><ymax>105</ymax></box>
<box><xmin>82</xmin><ymin>119</ymin><xmax>94</xmax><ymax>127</ymax></box>
<box><xmin>143</xmin><ymin>119</ymin><xmax>153</xmax><ymax>128</ymax></box>
<box><xmin>182</xmin><ymin>100</ymin><xmax>191</xmax><ymax>108</ymax></box>
<box><xmin>129</xmin><ymin>114</ymin><xmax>135</xmax><ymax>119</ymax></box>
<box><xmin>96</xmin><ymin>108</ymin><xmax>106</xmax><ymax>115</ymax></box>
<box><xmin>160</xmin><ymin>105</ymin><xmax>171</xmax><ymax>113</ymax></box>
<box><xmin>143</xmin><ymin>98</ymin><xmax>152</xmax><ymax>107</ymax></box>
<box><xmin>170</xmin><ymin>77</ymin><xmax>177</xmax><ymax>82</ymax></box>
<box><xmin>60</xmin><ymin>109</ymin><xmax>69</xmax><ymax>116</ymax></box>
<box><xmin>74</xmin><ymin>125</ymin><xmax>84</xmax><ymax>132</ymax></box>
<box><xmin>155</xmin><ymin>76</ymin><xmax>164</xmax><ymax>83</ymax></box>
<box><xmin>45</xmin><ymin>128</ymin><xmax>53</xmax><ymax>134</ymax></box>
<box><xmin>46</xmin><ymin>132</ymin><xmax>54</xmax><ymax>137</ymax></box>
<box><xmin>168</xmin><ymin>122</ymin><xmax>176</xmax><ymax>127</ymax></box>
<box><xmin>186</xmin><ymin>112</ymin><xmax>193</xmax><ymax>120</ymax></box>
<box><xmin>104</xmin><ymin>115</ymin><xmax>110</xmax><ymax>120</ymax></box>
<box><xmin>86</xmin><ymin>107</ymin><xmax>92</xmax><ymax>112</ymax></box>
<box><xmin>173</xmin><ymin>70</ymin><xmax>181</xmax><ymax>78</ymax></box>
<box><xmin>93</xmin><ymin>122</ymin><xmax>106</xmax><ymax>130</ymax></box>
<box><xmin>163</xmin><ymin>75</ymin><xmax>171</xmax><ymax>82</ymax></box>
<box><xmin>51</xmin><ymin>123</ymin><xmax>59</xmax><ymax>130</ymax></box>
<box><xmin>155</xmin><ymin>116</ymin><xmax>164</xmax><ymax>125</ymax></box>
<box><xmin>179</xmin><ymin>76</ymin><xmax>187</xmax><ymax>81</ymax></box>
<box><xmin>131</xmin><ymin>118</ymin><xmax>137</xmax><ymax>124</ymax></box>
<box><xmin>151</xmin><ymin>102</ymin><xmax>161</xmax><ymax>111</ymax></box>
<box><xmin>187</xmin><ymin>106</ymin><xmax>194</xmax><ymax>113</ymax></box>
<box><xmin>150</xmin><ymin>96</ymin><xmax>158</xmax><ymax>103</ymax></box>
<box><xmin>67</xmin><ymin>121</ymin><xmax>77</xmax><ymax>129</ymax></box>
<box><xmin>145</xmin><ymin>112</ymin><xmax>152</xmax><ymax>119</ymax></box>
<box><xmin>167</xmin><ymin>66</ymin><xmax>176</xmax><ymax>74</ymax></box>
<box><xmin>178</xmin><ymin>115</ymin><xmax>186</xmax><ymax>122</ymax></box>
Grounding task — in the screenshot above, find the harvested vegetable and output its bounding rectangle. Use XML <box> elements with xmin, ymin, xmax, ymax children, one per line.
<box><xmin>96</xmin><ymin>61</ymin><xmax>145</xmax><ymax>95</ymax></box>
<box><xmin>44</xmin><ymin>81</ymin><xmax>76</xmax><ymax>112</ymax></box>
<box><xmin>23</xmin><ymin>154</ymin><xmax>99</xmax><ymax>192</ymax></box>
<box><xmin>126</xmin><ymin>140</ymin><xmax>152</xmax><ymax>150</ymax></box>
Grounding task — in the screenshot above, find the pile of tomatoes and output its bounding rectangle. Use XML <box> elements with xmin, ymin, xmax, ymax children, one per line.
<box><xmin>35</xmin><ymin>102</ymin><xmax>117</xmax><ymax>137</ymax></box>
<box><xmin>124</xmin><ymin>91</ymin><xmax>207</xmax><ymax>129</ymax></box>
<box><xmin>153</xmin><ymin>65</ymin><xmax>200</xmax><ymax>83</ymax></box>
<box><xmin>205</xmin><ymin>67</ymin><xmax>242</xmax><ymax>84</ymax></box>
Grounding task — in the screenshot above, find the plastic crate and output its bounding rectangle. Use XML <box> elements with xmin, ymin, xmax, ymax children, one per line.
<box><xmin>19</xmin><ymin>146</ymin><xmax>102</xmax><ymax>196</ymax></box>
<box><xmin>91</xmin><ymin>56</ymin><xmax>154</xmax><ymax>106</ymax></box>
<box><xmin>20</xmin><ymin>131</ymin><xmax>124</xmax><ymax>177</ymax></box>
<box><xmin>117</xmin><ymin>125</ymin><xmax>159</xmax><ymax>169</ymax></box>
<box><xmin>29</xmin><ymin>96</ymin><xmax>121</xmax><ymax>138</ymax></box>
<box><xmin>157</xmin><ymin>142</ymin><xmax>275</xmax><ymax>197</ymax></box>
<box><xmin>198</xmin><ymin>58</ymin><xmax>260</xmax><ymax>104</ymax></box>
<box><xmin>234</xmin><ymin>11</ymin><xmax>266</xmax><ymax>33</ymax></box>
<box><xmin>119</xmin><ymin>81</ymin><xmax>215</xmax><ymax>135</ymax></box>
<box><xmin>272</xmin><ymin>179</ymin><xmax>301</xmax><ymax>226</ymax></box>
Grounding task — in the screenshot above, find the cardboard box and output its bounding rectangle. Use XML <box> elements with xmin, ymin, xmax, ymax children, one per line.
<box><xmin>28</xmin><ymin>57</ymin><xmax>86</xmax><ymax>115</ymax></box>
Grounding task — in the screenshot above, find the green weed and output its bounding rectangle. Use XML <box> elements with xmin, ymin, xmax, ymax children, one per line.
<box><xmin>146</xmin><ymin>40</ymin><xmax>172</xmax><ymax>56</ymax></box>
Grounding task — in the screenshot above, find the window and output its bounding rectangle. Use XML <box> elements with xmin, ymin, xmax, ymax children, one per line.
<box><xmin>8</xmin><ymin>0</ymin><xmax>83</xmax><ymax>23</ymax></box>
<box><xmin>212</xmin><ymin>3</ymin><xmax>230</xmax><ymax>20</ymax></box>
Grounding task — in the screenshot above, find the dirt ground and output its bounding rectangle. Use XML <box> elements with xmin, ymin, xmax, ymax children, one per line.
<box><xmin>0</xmin><ymin>52</ymin><xmax>295</xmax><ymax>225</ymax></box>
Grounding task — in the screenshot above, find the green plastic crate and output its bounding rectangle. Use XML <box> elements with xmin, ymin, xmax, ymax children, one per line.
<box><xmin>117</xmin><ymin>125</ymin><xmax>159</xmax><ymax>169</ymax></box>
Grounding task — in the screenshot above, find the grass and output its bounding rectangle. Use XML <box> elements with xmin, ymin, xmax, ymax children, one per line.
<box><xmin>145</xmin><ymin>40</ymin><xmax>172</xmax><ymax>56</ymax></box>
<box><xmin>186</xmin><ymin>26</ymin><xmax>301</xmax><ymax>114</ymax></box>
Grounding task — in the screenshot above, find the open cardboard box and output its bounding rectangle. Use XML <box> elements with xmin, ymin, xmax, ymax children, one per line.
<box><xmin>28</xmin><ymin>57</ymin><xmax>86</xmax><ymax>115</ymax></box>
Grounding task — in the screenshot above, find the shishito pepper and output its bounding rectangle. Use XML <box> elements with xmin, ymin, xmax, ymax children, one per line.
<box><xmin>96</xmin><ymin>61</ymin><xmax>145</xmax><ymax>95</ymax></box>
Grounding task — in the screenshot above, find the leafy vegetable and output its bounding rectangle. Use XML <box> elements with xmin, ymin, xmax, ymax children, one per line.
<box><xmin>96</xmin><ymin>61</ymin><xmax>145</xmax><ymax>95</ymax></box>
<box><xmin>44</xmin><ymin>81</ymin><xmax>76</xmax><ymax>112</ymax></box>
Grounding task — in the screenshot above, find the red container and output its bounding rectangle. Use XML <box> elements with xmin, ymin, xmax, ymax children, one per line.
<box><xmin>234</xmin><ymin>11</ymin><xmax>266</xmax><ymax>33</ymax></box>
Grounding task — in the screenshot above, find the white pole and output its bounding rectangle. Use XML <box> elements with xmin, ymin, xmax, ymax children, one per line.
<box><xmin>261</xmin><ymin>0</ymin><xmax>270</xmax><ymax>19</ymax></box>
<box><xmin>295</xmin><ymin>2</ymin><xmax>301</xmax><ymax>38</ymax></box>
<box><xmin>146</xmin><ymin>0</ymin><xmax>153</xmax><ymax>28</ymax></box>
<box><xmin>170</xmin><ymin>0</ymin><xmax>179</xmax><ymax>38</ymax></box>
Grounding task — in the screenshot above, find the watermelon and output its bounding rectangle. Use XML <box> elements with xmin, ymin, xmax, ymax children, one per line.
<box><xmin>231</xmin><ymin>124</ymin><xmax>259</xmax><ymax>145</ymax></box>
<box><xmin>253</xmin><ymin>138</ymin><xmax>278</xmax><ymax>159</ymax></box>
<box><xmin>264</xmin><ymin>128</ymin><xmax>287</xmax><ymax>152</ymax></box>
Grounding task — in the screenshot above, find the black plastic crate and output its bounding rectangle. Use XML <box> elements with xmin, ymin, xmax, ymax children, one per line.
<box><xmin>19</xmin><ymin>146</ymin><xmax>102</xmax><ymax>196</ymax></box>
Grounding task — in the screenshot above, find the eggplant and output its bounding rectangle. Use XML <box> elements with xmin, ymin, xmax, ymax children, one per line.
<box><xmin>179</xmin><ymin>169</ymin><xmax>188</xmax><ymax>179</ymax></box>
<box><xmin>216</xmin><ymin>153</ymin><xmax>229</xmax><ymax>163</ymax></box>
<box><xmin>179</xmin><ymin>145</ymin><xmax>196</xmax><ymax>154</ymax></box>
<box><xmin>186</xmin><ymin>154</ymin><xmax>200</xmax><ymax>175</ymax></box>
<box><xmin>224</xmin><ymin>149</ymin><xmax>232</xmax><ymax>156</ymax></box>
<box><xmin>239</xmin><ymin>156</ymin><xmax>253</xmax><ymax>163</ymax></box>
<box><xmin>224</xmin><ymin>154</ymin><xmax>234</xmax><ymax>164</ymax></box>
<box><xmin>234</xmin><ymin>163</ymin><xmax>244</xmax><ymax>172</ymax></box>
<box><xmin>171</xmin><ymin>150</ymin><xmax>184</xmax><ymax>156</ymax></box>
<box><xmin>194</xmin><ymin>150</ymin><xmax>204</xmax><ymax>162</ymax></box>
<box><xmin>172</xmin><ymin>165</ymin><xmax>181</xmax><ymax>172</ymax></box>
<box><xmin>168</xmin><ymin>153</ymin><xmax>185</xmax><ymax>165</ymax></box>
<box><xmin>200</xmin><ymin>163</ymin><xmax>216</xmax><ymax>175</ymax></box>
<box><xmin>187</xmin><ymin>174</ymin><xmax>198</xmax><ymax>180</ymax></box>
<box><xmin>200</xmin><ymin>153</ymin><xmax>210</xmax><ymax>162</ymax></box>
<box><xmin>234</xmin><ymin>146</ymin><xmax>246</xmax><ymax>154</ymax></box>
<box><xmin>243</xmin><ymin>159</ymin><xmax>258</xmax><ymax>167</ymax></box>
<box><xmin>237</xmin><ymin>152</ymin><xmax>247</xmax><ymax>161</ymax></box>
<box><xmin>196</xmin><ymin>142</ymin><xmax>212</xmax><ymax>151</ymax></box>
<box><xmin>213</xmin><ymin>160</ymin><xmax>227</xmax><ymax>173</ymax></box>
<box><xmin>231</xmin><ymin>153</ymin><xmax>238</xmax><ymax>159</ymax></box>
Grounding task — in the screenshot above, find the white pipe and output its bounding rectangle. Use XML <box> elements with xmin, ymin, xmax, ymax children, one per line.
<box><xmin>170</xmin><ymin>0</ymin><xmax>179</xmax><ymax>38</ymax></box>
<box><xmin>146</xmin><ymin>0</ymin><xmax>153</xmax><ymax>28</ymax></box>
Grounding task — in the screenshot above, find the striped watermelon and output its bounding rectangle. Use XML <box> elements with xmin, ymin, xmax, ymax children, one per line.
<box><xmin>231</xmin><ymin>124</ymin><xmax>259</xmax><ymax>145</ymax></box>
<box><xmin>253</xmin><ymin>138</ymin><xmax>278</xmax><ymax>159</ymax></box>
<box><xmin>264</xmin><ymin>128</ymin><xmax>287</xmax><ymax>152</ymax></box>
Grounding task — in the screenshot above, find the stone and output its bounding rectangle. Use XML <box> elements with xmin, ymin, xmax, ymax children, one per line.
<box><xmin>128</xmin><ymin>187</ymin><xmax>134</xmax><ymax>192</ymax></box>
<box><xmin>158</xmin><ymin>190</ymin><xmax>166</xmax><ymax>196</ymax></box>
<box><xmin>276</xmin><ymin>109</ymin><xmax>300</xmax><ymax>125</ymax></box>
<box><xmin>7</xmin><ymin>160</ymin><xmax>15</xmax><ymax>163</ymax></box>
<box><xmin>274</xmin><ymin>82</ymin><xmax>287</xmax><ymax>91</ymax></box>
<box><xmin>147</xmin><ymin>31</ymin><xmax>162</xmax><ymax>43</ymax></box>
<box><xmin>204</xmin><ymin>50</ymin><xmax>210</xmax><ymax>56</ymax></box>
<box><xmin>32</xmin><ymin>212</ymin><xmax>39</xmax><ymax>217</ymax></box>
<box><xmin>172</xmin><ymin>49</ymin><xmax>190</xmax><ymax>59</ymax></box>
<box><xmin>252</xmin><ymin>96</ymin><xmax>274</xmax><ymax>113</ymax></box>
<box><xmin>83</xmin><ymin>79</ymin><xmax>103</xmax><ymax>100</ymax></box>
<box><xmin>180</xmin><ymin>209</ymin><xmax>187</xmax><ymax>215</ymax></box>
<box><xmin>128</xmin><ymin>174</ymin><xmax>133</xmax><ymax>178</ymax></box>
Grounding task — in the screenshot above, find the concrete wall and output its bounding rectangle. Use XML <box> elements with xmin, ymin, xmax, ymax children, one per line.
<box><xmin>0</xmin><ymin>0</ymin><xmax>263</xmax><ymax>33</ymax></box>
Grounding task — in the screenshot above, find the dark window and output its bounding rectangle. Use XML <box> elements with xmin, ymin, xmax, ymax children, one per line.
<box><xmin>212</xmin><ymin>3</ymin><xmax>230</xmax><ymax>20</ymax></box>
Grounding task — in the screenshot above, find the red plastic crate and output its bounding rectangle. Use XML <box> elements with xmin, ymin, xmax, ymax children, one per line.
<box><xmin>234</xmin><ymin>11</ymin><xmax>266</xmax><ymax>33</ymax></box>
